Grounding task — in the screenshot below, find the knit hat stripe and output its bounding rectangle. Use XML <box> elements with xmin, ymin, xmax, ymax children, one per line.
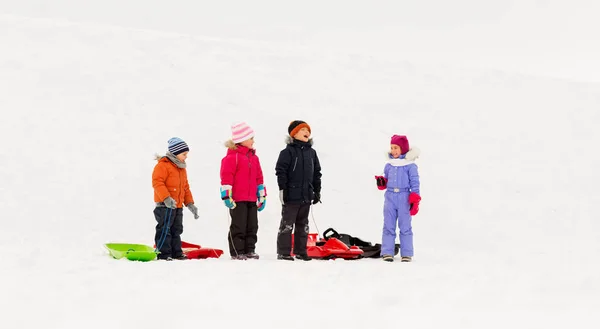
<box><xmin>170</xmin><ymin>143</ymin><xmax>188</xmax><ymax>153</ymax></box>
<box><xmin>233</xmin><ymin>126</ymin><xmax>253</xmax><ymax>136</ymax></box>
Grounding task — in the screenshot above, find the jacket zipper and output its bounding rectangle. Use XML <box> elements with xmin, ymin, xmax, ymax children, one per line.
<box><xmin>248</xmin><ymin>152</ymin><xmax>252</xmax><ymax>200</ymax></box>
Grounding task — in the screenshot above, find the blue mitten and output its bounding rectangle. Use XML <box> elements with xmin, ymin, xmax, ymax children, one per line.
<box><xmin>257</xmin><ymin>184</ymin><xmax>267</xmax><ymax>212</ymax></box>
<box><xmin>220</xmin><ymin>185</ymin><xmax>236</xmax><ymax>209</ymax></box>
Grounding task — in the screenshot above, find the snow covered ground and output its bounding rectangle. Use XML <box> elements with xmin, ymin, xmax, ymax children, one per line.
<box><xmin>1</xmin><ymin>1</ymin><xmax>599</xmax><ymax>328</ymax></box>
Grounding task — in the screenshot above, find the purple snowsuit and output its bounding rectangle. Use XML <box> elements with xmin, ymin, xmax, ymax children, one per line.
<box><xmin>381</xmin><ymin>154</ymin><xmax>420</xmax><ymax>257</ymax></box>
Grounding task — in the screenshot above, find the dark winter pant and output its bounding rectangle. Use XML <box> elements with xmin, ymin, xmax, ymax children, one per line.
<box><xmin>277</xmin><ymin>203</ymin><xmax>310</xmax><ymax>256</ymax></box>
<box><xmin>228</xmin><ymin>201</ymin><xmax>259</xmax><ymax>256</ymax></box>
<box><xmin>154</xmin><ymin>207</ymin><xmax>183</xmax><ymax>259</ymax></box>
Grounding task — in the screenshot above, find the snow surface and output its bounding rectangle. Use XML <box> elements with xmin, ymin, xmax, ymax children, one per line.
<box><xmin>1</xmin><ymin>1</ymin><xmax>599</xmax><ymax>328</ymax></box>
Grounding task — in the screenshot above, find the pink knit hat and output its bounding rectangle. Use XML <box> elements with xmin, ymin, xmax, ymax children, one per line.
<box><xmin>231</xmin><ymin>122</ymin><xmax>255</xmax><ymax>144</ymax></box>
<box><xmin>391</xmin><ymin>135</ymin><xmax>409</xmax><ymax>155</ymax></box>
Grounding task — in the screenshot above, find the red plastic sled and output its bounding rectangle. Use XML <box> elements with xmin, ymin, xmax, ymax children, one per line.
<box><xmin>291</xmin><ymin>233</ymin><xmax>364</xmax><ymax>260</ymax></box>
<box><xmin>181</xmin><ymin>241</ymin><xmax>224</xmax><ymax>259</ymax></box>
<box><xmin>154</xmin><ymin>241</ymin><xmax>224</xmax><ymax>259</ymax></box>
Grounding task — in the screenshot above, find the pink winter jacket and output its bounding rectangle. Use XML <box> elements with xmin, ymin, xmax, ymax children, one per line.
<box><xmin>220</xmin><ymin>145</ymin><xmax>264</xmax><ymax>202</ymax></box>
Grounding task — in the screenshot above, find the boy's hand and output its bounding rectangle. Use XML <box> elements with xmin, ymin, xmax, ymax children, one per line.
<box><xmin>409</xmin><ymin>192</ymin><xmax>421</xmax><ymax>216</ymax></box>
<box><xmin>312</xmin><ymin>192</ymin><xmax>321</xmax><ymax>204</ymax></box>
<box><xmin>186</xmin><ymin>203</ymin><xmax>199</xmax><ymax>219</ymax></box>
<box><xmin>220</xmin><ymin>185</ymin><xmax>236</xmax><ymax>209</ymax></box>
<box><xmin>279</xmin><ymin>190</ymin><xmax>287</xmax><ymax>205</ymax></box>
<box><xmin>163</xmin><ymin>196</ymin><xmax>177</xmax><ymax>209</ymax></box>
<box><xmin>375</xmin><ymin>176</ymin><xmax>387</xmax><ymax>190</ymax></box>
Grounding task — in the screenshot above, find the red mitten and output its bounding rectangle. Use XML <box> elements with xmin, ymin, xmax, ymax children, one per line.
<box><xmin>375</xmin><ymin>176</ymin><xmax>387</xmax><ymax>190</ymax></box>
<box><xmin>409</xmin><ymin>192</ymin><xmax>421</xmax><ymax>216</ymax></box>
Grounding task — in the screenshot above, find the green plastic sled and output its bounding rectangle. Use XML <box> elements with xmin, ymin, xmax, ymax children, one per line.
<box><xmin>105</xmin><ymin>243</ymin><xmax>157</xmax><ymax>261</ymax></box>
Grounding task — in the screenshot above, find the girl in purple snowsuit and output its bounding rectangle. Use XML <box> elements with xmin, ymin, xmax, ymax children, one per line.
<box><xmin>375</xmin><ymin>135</ymin><xmax>421</xmax><ymax>262</ymax></box>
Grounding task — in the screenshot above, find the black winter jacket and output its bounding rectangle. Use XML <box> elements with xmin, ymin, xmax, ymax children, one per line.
<box><xmin>275</xmin><ymin>137</ymin><xmax>322</xmax><ymax>205</ymax></box>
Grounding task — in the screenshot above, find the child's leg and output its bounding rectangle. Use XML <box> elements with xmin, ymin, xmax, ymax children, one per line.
<box><xmin>154</xmin><ymin>207</ymin><xmax>173</xmax><ymax>259</ymax></box>
<box><xmin>397</xmin><ymin>193</ymin><xmax>414</xmax><ymax>257</ymax></box>
<box><xmin>245</xmin><ymin>202</ymin><xmax>259</xmax><ymax>254</ymax></box>
<box><xmin>381</xmin><ymin>193</ymin><xmax>398</xmax><ymax>256</ymax></box>
<box><xmin>277</xmin><ymin>204</ymin><xmax>300</xmax><ymax>255</ymax></box>
<box><xmin>292</xmin><ymin>204</ymin><xmax>311</xmax><ymax>255</ymax></box>
<box><xmin>228</xmin><ymin>202</ymin><xmax>249</xmax><ymax>256</ymax></box>
<box><xmin>170</xmin><ymin>208</ymin><xmax>184</xmax><ymax>257</ymax></box>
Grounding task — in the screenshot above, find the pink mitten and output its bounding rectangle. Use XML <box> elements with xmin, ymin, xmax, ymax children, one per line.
<box><xmin>409</xmin><ymin>192</ymin><xmax>421</xmax><ymax>216</ymax></box>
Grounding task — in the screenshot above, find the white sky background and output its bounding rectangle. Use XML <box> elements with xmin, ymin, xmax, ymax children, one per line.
<box><xmin>2</xmin><ymin>0</ymin><xmax>599</xmax><ymax>82</ymax></box>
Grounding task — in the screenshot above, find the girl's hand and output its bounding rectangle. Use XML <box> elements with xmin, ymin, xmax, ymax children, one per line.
<box><xmin>409</xmin><ymin>193</ymin><xmax>421</xmax><ymax>216</ymax></box>
<box><xmin>375</xmin><ymin>176</ymin><xmax>387</xmax><ymax>190</ymax></box>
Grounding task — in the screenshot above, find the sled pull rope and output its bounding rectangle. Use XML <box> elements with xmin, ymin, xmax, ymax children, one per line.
<box><xmin>310</xmin><ymin>205</ymin><xmax>321</xmax><ymax>238</ymax></box>
<box><xmin>155</xmin><ymin>207</ymin><xmax>172</xmax><ymax>253</ymax></box>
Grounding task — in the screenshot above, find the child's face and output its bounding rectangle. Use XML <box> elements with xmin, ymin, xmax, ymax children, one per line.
<box><xmin>240</xmin><ymin>137</ymin><xmax>254</xmax><ymax>148</ymax></box>
<box><xmin>294</xmin><ymin>127</ymin><xmax>311</xmax><ymax>142</ymax></box>
<box><xmin>390</xmin><ymin>144</ymin><xmax>402</xmax><ymax>158</ymax></box>
<box><xmin>176</xmin><ymin>151</ymin><xmax>188</xmax><ymax>162</ymax></box>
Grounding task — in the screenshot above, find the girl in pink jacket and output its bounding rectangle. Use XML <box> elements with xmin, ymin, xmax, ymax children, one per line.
<box><xmin>220</xmin><ymin>122</ymin><xmax>266</xmax><ymax>260</ymax></box>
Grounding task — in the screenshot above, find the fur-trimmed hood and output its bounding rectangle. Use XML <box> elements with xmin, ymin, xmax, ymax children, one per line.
<box><xmin>224</xmin><ymin>139</ymin><xmax>237</xmax><ymax>150</ymax></box>
<box><xmin>285</xmin><ymin>135</ymin><xmax>314</xmax><ymax>145</ymax></box>
<box><xmin>224</xmin><ymin>139</ymin><xmax>257</xmax><ymax>155</ymax></box>
<box><xmin>154</xmin><ymin>152</ymin><xmax>186</xmax><ymax>168</ymax></box>
<box><xmin>386</xmin><ymin>147</ymin><xmax>420</xmax><ymax>166</ymax></box>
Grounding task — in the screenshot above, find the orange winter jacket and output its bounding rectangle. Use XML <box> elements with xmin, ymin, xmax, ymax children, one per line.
<box><xmin>152</xmin><ymin>157</ymin><xmax>194</xmax><ymax>208</ymax></box>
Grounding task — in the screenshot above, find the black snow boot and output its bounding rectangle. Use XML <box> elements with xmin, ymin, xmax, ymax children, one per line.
<box><xmin>277</xmin><ymin>254</ymin><xmax>294</xmax><ymax>261</ymax></box>
<box><xmin>294</xmin><ymin>254</ymin><xmax>312</xmax><ymax>261</ymax></box>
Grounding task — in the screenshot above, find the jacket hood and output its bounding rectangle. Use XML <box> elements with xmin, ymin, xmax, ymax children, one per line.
<box><xmin>154</xmin><ymin>152</ymin><xmax>186</xmax><ymax>168</ymax></box>
<box><xmin>285</xmin><ymin>135</ymin><xmax>314</xmax><ymax>145</ymax></box>
<box><xmin>386</xmin><ymin>147</ymin><xmax>421</xmax><ymax>161</ymax></box>
<box><xmin>224</xmin><ymin>139</ymin><xmax>237</xmax><ymax>150</ymax></box>
<box><xmin>225</xmin><ymin>142</ymin><xmax>255</xmax><ymax>156</ymax></box>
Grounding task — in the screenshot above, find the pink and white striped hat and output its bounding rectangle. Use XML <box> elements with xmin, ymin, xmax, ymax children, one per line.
<box><xmin>231</xmin><ymin>122</ymin><xmax>255</xmax><ymax>144</ymax></box>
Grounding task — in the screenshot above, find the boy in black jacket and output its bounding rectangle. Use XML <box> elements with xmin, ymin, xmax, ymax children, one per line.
<box><xmin>275</xmin><ymin>120</ymin><xmax>322</xmax><ymax>261</ymax></box>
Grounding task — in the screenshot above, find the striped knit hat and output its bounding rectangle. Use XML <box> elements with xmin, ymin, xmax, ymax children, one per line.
<box><xmin>167</xmin><ymin>137</ymin><xmax>189</xmax><ymax>155</ymax></box>
<box><xmin>231</xmin><ymin>122</ymin><xmax>255</xmax><ymax>144</ymax></box>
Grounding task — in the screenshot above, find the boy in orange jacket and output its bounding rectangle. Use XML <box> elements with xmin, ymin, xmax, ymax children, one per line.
<box><xmin>152</xmin><ymin>137</ymin><xmax>199</xmax><ymax>261</ymax></box>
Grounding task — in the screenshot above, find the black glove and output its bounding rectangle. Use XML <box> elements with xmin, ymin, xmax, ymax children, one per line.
<box><xmin>312</xmin><ymin>192</ymin><xmax>321</xmax><ymax>204</ymax></box>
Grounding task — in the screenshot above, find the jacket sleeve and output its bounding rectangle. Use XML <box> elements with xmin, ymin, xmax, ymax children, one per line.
<box><xmin>183</xmin><ymin>170</ymin><xmax>194</xmax><ymax>206</ymax></box>
<box><xmin>256</xmin><ymin>155</ymin><xmax>264</xmax><ymax>186</ymax></box>
<box><xmin>383</xmin><ymin>163</ymin><xmax>390</xmax><ymax>180</ymax></box>
<box><xmin>275</xmin><ymin>149</ymin><xmax>291</xmax><ymax>190</ymax></box>
<box><xmin>220</xmin><ymin>154</ymin><xmax>236</xmax><ymax>186</ymax></box>
<box><xmin>313</xmin><ymin>151</ymin><xmax>322</xmax><ymax>194</ymax></box>
<box><xmin>408</xmin><ymin>164</ymin><xmax>420</xmax><ymax>195</ymax></box>
<box><xmin>152</xmin><ymin>162</ymin><xmax>171</xmax><ymax>202</ymax></box>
